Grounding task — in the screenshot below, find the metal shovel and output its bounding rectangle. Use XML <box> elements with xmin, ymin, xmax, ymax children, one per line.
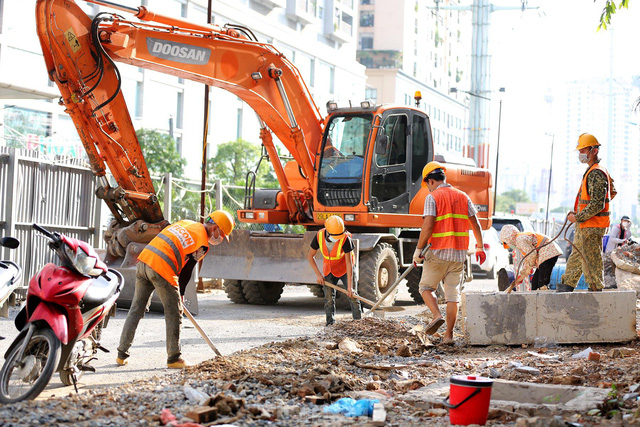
<box><xmin>323</xmin><ymin>281</ymin><xmax>404</xmax><ymax>312</ymax></box>
<box><xmin>365</xmin><ymin>244</ymin><xmax>431</xmax><ymax>316</ymax></box>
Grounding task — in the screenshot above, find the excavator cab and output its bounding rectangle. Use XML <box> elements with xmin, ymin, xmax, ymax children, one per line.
<box><xmin>316</xmin><ymin>104</ymin><xmax>433</xmax><ymax>222</ymax></box>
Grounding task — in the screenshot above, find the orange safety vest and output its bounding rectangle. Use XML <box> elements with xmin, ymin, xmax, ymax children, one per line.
<box><xmin>428</xmin><ymin>186</ymin><xmax>470</xmax><ymax>250</ymax></box>
<box><xmin>317</xmin><ymin>229</ymin><xmax>351</xmax><ymax>277</ymax></box>
<box><xmin>138</xmin><ymin>220</ymin><xmax>209</xmax><ymax>286</ymax></box>
<box><xmin>573</xmin><ymin>163</ymin><xmax>611</xmax><ymax>229</ymax></box>
<box><xmin>517</xmin><ymin>232</ymin><xmax>547</xmax><ymax>260</ymax></box>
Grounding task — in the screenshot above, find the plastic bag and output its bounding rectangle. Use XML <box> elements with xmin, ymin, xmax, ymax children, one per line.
<box><xmin>324</xmin><ymin>397</ymin><xmax>380</xmax><ymax>417</ymax></box>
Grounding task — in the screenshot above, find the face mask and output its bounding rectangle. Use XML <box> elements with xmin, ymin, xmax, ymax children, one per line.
<box><xmin>622</xmin><ymin>221</ymin><xmax>630</xmax><ymax>229</ymax></box>
<box><xmin>327</xmin><ymin>235</ymin><xmax>336</xmax><ymax>243</ymax></box>
<box><xmin>578</xmin><ymin>152</ymin><xmax>589</xmax><ymax>163</ymax></box>
<box><xmin>208</xmin><ymin>235</ymin><xmax>223</xmax><ymax>246</ymax></box>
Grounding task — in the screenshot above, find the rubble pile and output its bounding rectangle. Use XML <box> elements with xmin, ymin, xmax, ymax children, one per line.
<box><xmin>611</xmin><ymin>242</ymin><xmax>640</xmax><ymax>295</ymax></box>
<box><xmin>0</xmin><ymin>315</ymin><xmax>639</xmax><ymax>426</ymax></box>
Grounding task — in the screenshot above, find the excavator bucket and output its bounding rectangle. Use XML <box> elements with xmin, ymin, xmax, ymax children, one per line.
<box><xmin>201</xmin><ymin>230</ymin><xmax>320</xmax><ymax>284</ymax></box>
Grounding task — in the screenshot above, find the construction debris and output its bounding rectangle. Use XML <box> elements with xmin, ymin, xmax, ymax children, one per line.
<box><xmin>0</xmin><ymin>315</ymin><xmax>638</xmax><ymax>425</ymax></box>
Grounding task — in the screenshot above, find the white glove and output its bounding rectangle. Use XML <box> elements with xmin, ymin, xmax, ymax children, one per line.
<box><xmin>413</xmin><ymin>248</ymin><xmax>424</xmax><ymax>266</ymax></box>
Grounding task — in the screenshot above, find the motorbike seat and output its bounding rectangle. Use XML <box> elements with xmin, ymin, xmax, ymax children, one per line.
<box><xmin>82</xmin><ymin>269</ymin><xmax>123</xmax><ymax>312</ymax></box>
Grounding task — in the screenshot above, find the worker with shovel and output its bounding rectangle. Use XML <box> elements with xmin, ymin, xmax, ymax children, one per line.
<box><xmin>116</xmin><ymin>210</ymin><xmax>235</xmax><ymax>368</ymax></box>
<box><xmin>413</xmin><ymin>162</ymin><xmax>485</xmax><ymax>344</ymax></box>
<box><xmin>499</xmin><ymin>225</ymin><xmax>562</xmax><ymax>291</ymax></box>
<box><xmin>560</xmin><ymin>133</ymin><xmax>616</xmax><ymax>292</ymax></box>
<box><xmin>308</xmin><ymin>215</ymin><xmax>361</xmax><ymax>326</ymax></box>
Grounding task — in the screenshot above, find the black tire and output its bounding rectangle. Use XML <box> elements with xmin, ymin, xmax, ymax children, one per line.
<box><xmin>0</xmin><ymin>328</ymin><xmax>61</xmax><ymax>403</ymax></box>
<box><xmin>358</xmin><ymin>243</ymin><xmax>399</xmax><ymax>307</ymax></box>
<box><xmin>307</xmin><ymin>284</ymin><xmax>325</xmax><ymax>298</ymax></box>
<box><xmin>486</xmin><ymin>260</ymin><xmax>497</xmax><ymax>280</ymax></box>
<box><xmin>406</xmin><ymin>267</ymin><xmax>424</xmax><ymax>304</ymax></box>
<box><xmin>224</xmin><ymin>280</ymin><xmax>248</xmax><ymax>304</ymax></box>
<box><xmin>242</xmin><ymin>281</ymin><xmax>284</xmax><ymax>305</ymax></box>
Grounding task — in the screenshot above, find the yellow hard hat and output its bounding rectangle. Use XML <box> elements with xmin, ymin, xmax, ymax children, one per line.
<box><xmin>421</xmin><ymin>161</ymin><xmax>446</xmax><ymax>188</ymax></box>
<box><xmin>576</xmin><ymin>133</ymin><xmax>600</xmax><ymax>150</ymax></box>
<box><xmin>207</xmin><ymin>210</ymin><xmax>235</xmax><ymax>241</ymax></box>
<box><xmin>325</xmin><ymin>215</ymin><xmax>345</xmax><ymax>237</ymax></box>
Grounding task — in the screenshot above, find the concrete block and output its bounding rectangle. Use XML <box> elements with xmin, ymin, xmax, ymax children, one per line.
<box><xmin>462</xmin><ymin>292</ymin><xmax>538</xmax><ymax>345</ymax></box>
<box><xmin>462</xmin><ymin>290</ymin><xmax>636</xmax><ymax>345</ymax></box>
<box><xmin>536</xmin><ymin>291</ymin><xmax>636</xmax><ymax>344</ymax></box>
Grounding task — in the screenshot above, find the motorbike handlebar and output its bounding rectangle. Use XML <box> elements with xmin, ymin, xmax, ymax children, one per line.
<box><xmin>32</xmin><ymin>223</ymin><xmax>55</xmax><ymax>240</ymax></box>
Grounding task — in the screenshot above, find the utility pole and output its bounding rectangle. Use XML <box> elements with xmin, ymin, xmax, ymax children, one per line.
<box><xmin>432</xmin><ymin>0</ymin><xmax>537</xmax><ymax>168</ymax></box>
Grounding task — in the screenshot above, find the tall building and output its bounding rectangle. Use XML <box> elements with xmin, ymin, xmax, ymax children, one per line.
<box><xmin>356</xmin><ymin>0</ymin><xmax>471</xmax><ymax>161</ymax></box>
<box><xmin>0</xmin><ymin>0</ymin><xmax>366</xmax><ymax>179</ymax></box>
<box><xmin>555</xmin><ymin>78</ymin><xmax>640</xmax><ymax>221</ymax></box>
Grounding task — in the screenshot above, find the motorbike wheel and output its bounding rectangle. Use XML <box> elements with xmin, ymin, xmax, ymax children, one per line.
<box><xmin>0</xmin><ymin>328</ymin><xmax>61</xmax><ymax>403</ymax></box>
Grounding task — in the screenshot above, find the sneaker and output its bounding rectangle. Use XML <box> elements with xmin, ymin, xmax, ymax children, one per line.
<box><xmin>167</xmin><ymin>359</ymin><xmax>190</xmax><ymax>369</ymax></box>
<box><xmin>116</xmin><ymin>357</ymin><xmax>128</xmax><ymax>366</ymax></box>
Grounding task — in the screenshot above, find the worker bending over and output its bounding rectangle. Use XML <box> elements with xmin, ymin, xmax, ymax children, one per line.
<box><xmin>308</xmin><ymin>216</ymin><xmax>361</xmax><ymax>326</ymax></box>
<box><xmin>560</xmin><ymin>133</ymin><xmax>616</xmax><ymax>292</ymax></box>
<box><xmin>413</xmin><ymin>162</ymin><xmax>485</xmax><ymax>344</ymax></box>
<box><xmin>116</xmin><ymin>210</ymin><xmax>235</xmax><ymax>368</ymax></box>
<box><xmin>499</xmin><ymin>225</ymin><xmax>562</xmax><ymax>290</ymax></box>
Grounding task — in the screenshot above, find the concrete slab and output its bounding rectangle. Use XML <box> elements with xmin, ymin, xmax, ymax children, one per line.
<box><xmin>399</xmin><ymin>379</ymin><xmax>609</xmax><ymax>417</ymax></box>
<box><xmin>461</xmin><ymin>290</ymin><xmax>637</xmax><ymax>345</ymax></box>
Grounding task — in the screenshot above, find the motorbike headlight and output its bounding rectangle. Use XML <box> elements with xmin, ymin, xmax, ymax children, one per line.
<box><xmin>64</xmin><ymin>245</ymin><xmax>101</xmax><ymax>277</ymax></box>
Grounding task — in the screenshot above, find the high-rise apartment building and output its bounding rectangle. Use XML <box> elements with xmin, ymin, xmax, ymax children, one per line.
<box><xmin>555</xmin><ymin>79</ymin><xmax>640</xmax><ymax>220</ymax></box>
<box><xmin>356</xmin><ymin>0</ymin><xmax>471</xmax><ymax>161</ymax></box>
<box><xmin>0</xmin><ymin>0</ymin><xmax>366</xmax><ymax>179</ymax></box>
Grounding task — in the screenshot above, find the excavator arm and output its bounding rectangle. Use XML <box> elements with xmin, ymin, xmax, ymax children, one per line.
<box><xmin>35</xmin><ymin>0</ymin><xmax>325</xmax><ymax>255</ymax></box>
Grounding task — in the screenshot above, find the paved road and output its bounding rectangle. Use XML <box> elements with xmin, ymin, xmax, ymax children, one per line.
<box><xmin>0</xmin><ymin>277</ymin><xmax>498</xmax><ymax>399</ymax></box>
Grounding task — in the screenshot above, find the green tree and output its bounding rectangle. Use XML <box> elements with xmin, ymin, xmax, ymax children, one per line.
<box><xmin>137</xmin><ymin>128</ymin><xmax>187</xmax><ymax>176</ymax></box>
<box><xmin>495</xmin><ymin>189</ymin><xmax>531</xmax><ymax>214</ymax></box>
<box><xmin>598</xmin><ymin>0</ymin><xmax>630</xmax><ymax>30</ymax></box>
<box><xmin>207</xmin><ymin>138</ymin><xmax>278</xmax><ymax>188</ymax></box>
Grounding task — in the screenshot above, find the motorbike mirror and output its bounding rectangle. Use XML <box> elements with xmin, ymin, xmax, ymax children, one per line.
<box><xmin>0</xmin><ymin>237</ymin><xmax>19</xmax><ymax>249</ymax></box>
<box><xmin>374</xmin><ymin>134</ymin><xmax>389</xmax><ymax>155</ymax></box>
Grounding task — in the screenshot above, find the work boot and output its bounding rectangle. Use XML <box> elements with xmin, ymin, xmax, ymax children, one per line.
<box><xmin>556</xmin><ymin>283</ymin><xmax>575</xmax><ymax>293</ymax></box>
<box><xmin>116</xmin><ymin>357</ymin><xmax>128</xmax><ymax>366</ymax></box>
<box><xmin>167</xmin><ymin>358</ymin><xmax>190</xmax><ymax>369</ymax></box>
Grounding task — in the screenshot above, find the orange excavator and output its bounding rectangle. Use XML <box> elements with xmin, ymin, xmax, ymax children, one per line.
<box><xmin>35</xmin><ymin>0</ymin><xmax>493</xmax><ymax>307</ymax></box>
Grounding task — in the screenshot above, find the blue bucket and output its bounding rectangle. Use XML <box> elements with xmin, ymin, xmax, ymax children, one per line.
<box><xmin>549</xmin><ymin>264</ymin><xmax>587</xmax><ymax>290</ymax></box>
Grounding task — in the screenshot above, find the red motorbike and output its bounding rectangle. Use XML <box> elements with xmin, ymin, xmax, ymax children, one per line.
<box><xmin>0</xmin><ymin>224</ymin><xmax>123</xmax><ymax>402</ymax></box>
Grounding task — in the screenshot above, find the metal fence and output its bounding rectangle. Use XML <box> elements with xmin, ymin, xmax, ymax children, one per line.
<box><xmin>0</xmin><ymin>147</ymin><xmax>101</xmax><ymax>298</ymax></box>
<box><xmin>0</xmin><ymin>149</ymin><xmax>295</xmax><ymax>301</ymax></box>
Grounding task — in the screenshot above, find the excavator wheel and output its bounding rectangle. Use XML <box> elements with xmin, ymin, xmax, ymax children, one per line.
<box><xmin>307</xmin><ymin>284</ymin><xmax>325</xmax><ymax>298</ymax></box>
<box><xmin>405</xmin><ymin>268</ymin><xmax>424</xmax><ymax>304</ymax></box>
<box><xmin>358</xmin><ymin>243</ymin><xmax>399</xmax><ymax>308</ymax></box>
<box><xmin>224</xmin><ymin>280</ymin><xmax>248</xmax><ymax>304</ymax></box>
<box><xmin>242</xmin><ymin>281</ymin><xmax>285</xmax><ymax>305</ymax></box>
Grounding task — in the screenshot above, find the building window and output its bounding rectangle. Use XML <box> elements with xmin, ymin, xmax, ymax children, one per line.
<box><xmin>360</xmin><ymin>11</ymin><xmax>374</xmax><ymax>27</ymax></box>
<box><xmin>359</xmin><ymin>32</ymin><xmax>373</xmax><ymax>50</ymax></box>
<box><xmin>176</xmin><ymin>91</ymin><xmax>184</xmax><ymax>129</ymax></box>
<box><xmin>365</xmin><ymin>87</ymin><xmax>377</xmax><ymax>102</ymax></box>
<box><xmin>236</xmin><ymin>107</ymin><xmax>243</xmax><ymax>140</ymax></box>
<box><xmin>360</xmin><ymin>0</ymin><xmax>374</xmax><ymax>4</ymax></box>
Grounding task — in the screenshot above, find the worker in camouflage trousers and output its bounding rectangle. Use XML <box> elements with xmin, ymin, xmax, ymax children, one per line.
<box><xmin>560</xmin><ymin>133</ymin><xmax>616</xmax><ymax>292</ymax></box>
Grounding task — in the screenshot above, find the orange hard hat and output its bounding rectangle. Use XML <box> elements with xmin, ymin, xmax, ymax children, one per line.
<box><xmin>576</xmin><ymin>133</ymin><xmax>600</xmax><ymax>150</ymax></box>
<box><xmin>207</xmin><ymin>210</ymin><xmax>235</xmax><ymax>241</ymax></box>
<box><xmin>421</xmin><ymin>161</ymin><xmax>446</xmax><ymax>188</ymax></box>
<box><xmin>325</xmin><ymin>215</ymin><xmax>345</xmax><ymax>237</ymax></box>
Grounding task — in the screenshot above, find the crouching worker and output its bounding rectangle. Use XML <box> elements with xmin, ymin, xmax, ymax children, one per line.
<box><xmin>116</xmin><ymin>210</ymin><xmax>235</xmax><ymax>369</ymax></box>
<box><xmin>413</xmin><ymin>162</ymin><xmax>485</xmax><ymax>344</ymax></box>
<box><xmin>499</xmin><ymin>225</ymin><xmax>562</xmax><ymax>291</ymax></box>
<box><xmin>307</xmin><ymin>216</ymin><xmax>362</xmax><ymax>326</ymax></box>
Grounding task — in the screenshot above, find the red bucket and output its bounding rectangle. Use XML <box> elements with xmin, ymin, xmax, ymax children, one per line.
<box><xmin>443</xmin><ymin>375</ymin><xmax>493</xmax><ymax>426</ymax></box>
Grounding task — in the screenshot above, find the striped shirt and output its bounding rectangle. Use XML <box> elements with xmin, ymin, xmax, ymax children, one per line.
<box><xmin>423</xmin><ymin>183</ymin><xmax>478</xmax><ymax>262</ymax></box>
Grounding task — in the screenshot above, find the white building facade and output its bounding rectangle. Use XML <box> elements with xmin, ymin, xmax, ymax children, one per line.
<box><xmin>0</xmin><ymin>0</ymin><xmax>366</xmax><ymax>179</ymax></box>
<box><xmin>357</xmin><ymin>0</ymin><xmax>472</xmax><ymax>161</ymax></box>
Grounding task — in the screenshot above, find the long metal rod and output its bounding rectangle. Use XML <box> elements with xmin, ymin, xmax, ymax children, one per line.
<box><xmin>82</xmin><ymin>0</ymin><xmax>138</xmax><ymax>14</ymax></box>
<box><xmin>544</xmin><ymin>134</ymin><xmax>554</xmax><ymax>235</ymax></box>
<box><xmin>493</xmin><ymin>99</ymin><xmax>502</xmax><ymax>214</ymax></box>
<box><xmin>273</xmin><ymin>77</ymin><xmax>298</xmax><ymax>129</ymax></box>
